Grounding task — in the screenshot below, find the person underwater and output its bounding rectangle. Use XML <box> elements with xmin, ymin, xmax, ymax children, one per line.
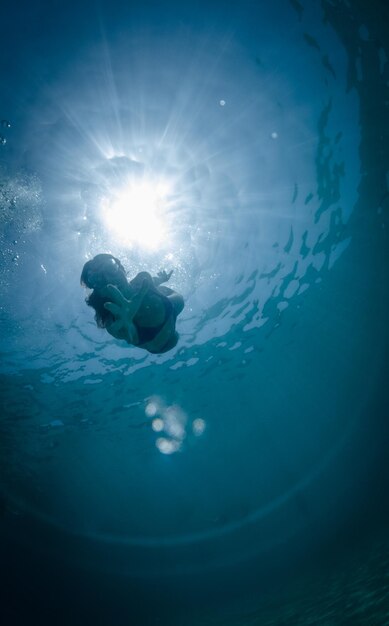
<box><xmin>81</xmin><ymin>253</ymin><xmax>184</xmax><ymax>354</ymax></box>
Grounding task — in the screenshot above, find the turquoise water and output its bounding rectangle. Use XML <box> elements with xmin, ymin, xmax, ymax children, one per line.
<box><xmin>0</xmin><ymin>1</ymin><xmax>388</xmax><ymax>624</ymax></box>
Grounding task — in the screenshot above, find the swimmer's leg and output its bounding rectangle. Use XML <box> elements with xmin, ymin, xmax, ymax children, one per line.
<box><xmin>158</xmin><ymin>286</ymin><xmax>184</xmax><ymax>316</ymax></box>
<box><xmin>168</xmin><ymin>293</ymin><xmax>184</xmax><ymax>316</ymax></box>
<box><xmin>129</xmin><ymin>272</ymin><xmax>154</xmax><ymax>290</ymax></box>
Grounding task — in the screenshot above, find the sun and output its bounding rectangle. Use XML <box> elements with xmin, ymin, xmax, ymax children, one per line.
<box><xmin>101</xmin><ymin>179</ymin><xmax>171</xmax><ymax>250</ymax></box>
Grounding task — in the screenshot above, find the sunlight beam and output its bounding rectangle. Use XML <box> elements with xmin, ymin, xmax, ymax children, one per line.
<box><xmin>100</xmin><ymin>179</ymin><xmax>171</xmax><ymax>250</ymax></box>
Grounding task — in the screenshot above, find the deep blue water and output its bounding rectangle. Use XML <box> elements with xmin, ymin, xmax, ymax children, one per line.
<box><xmin>0</xmin><ymin>1</ymin><xmax>388</xmax><ymax>624</ymax></box>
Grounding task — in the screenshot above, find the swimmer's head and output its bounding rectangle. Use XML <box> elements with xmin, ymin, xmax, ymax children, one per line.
<box><xmin>80</xmin><ymin>254</ymin><xmax>127</xmax><ymax>291</ymax></box>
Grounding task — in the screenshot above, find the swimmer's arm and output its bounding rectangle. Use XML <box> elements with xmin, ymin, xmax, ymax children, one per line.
<box><xmin>106</xmin><ymin>320</ymin><xmax>138</xmax><ymax>344</ymax></box>
<box><xmin>153</xmin><ymin>270</ymin><xmax>173</xmax><ymax>286</ymax></box>
<box><xmin>103</xmin><ymin>281</ymin><xmax>149</xmax><ymax>344</ymax></box>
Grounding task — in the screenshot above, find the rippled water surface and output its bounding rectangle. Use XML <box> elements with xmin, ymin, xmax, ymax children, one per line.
<box><xmin>0</xmin><ymin>1</ymin><xmax>388</xmax><ymax>624</ymax></box>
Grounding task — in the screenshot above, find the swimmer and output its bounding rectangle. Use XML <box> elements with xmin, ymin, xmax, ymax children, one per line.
<box><xmin>81</xmin><ymin>254</ymin><xmax>184</xmax><ymax>354</ymax></box>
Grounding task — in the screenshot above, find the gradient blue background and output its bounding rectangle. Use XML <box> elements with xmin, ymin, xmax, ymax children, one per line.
<box><xmin>0</xmin><ymin>1</ymin><xmax>388</xmax><ymax>624</ymax></box>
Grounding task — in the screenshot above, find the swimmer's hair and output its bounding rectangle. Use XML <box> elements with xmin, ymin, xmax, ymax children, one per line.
<box><xmin>80</xmin><ymin>253</ymin><xmax>126</xmax><ymax>289</ymax></box>
<box><xmin>85</xmin><ymin>289</ymin><xmax>113</xmax><ymax>329</ymax></box>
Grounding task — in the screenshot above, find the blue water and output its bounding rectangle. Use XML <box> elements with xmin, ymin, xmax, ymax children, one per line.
<box><xmin>1</xmin><ymin>1</ymin><xmax>388</xmax><ymax>624</ymax></box>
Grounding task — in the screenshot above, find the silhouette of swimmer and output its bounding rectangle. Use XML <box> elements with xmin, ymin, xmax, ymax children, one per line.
<box><xmin>81</xmin><ymin>254</ymin><xmax>184</xmax><ymax>354</ymax></box>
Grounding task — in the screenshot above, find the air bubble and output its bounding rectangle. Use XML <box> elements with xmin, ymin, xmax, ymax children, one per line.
<box><xmin>1</xmin><ymin>120</ymin><xmax>11</xmax><ymax>128</ymax></box>
<box><xmin>192</xmin><ymin>418</ymin><xmax>206</xmax><ymax>436</ymax></box>
<box><xmin>0</xmin><ymin>137</ymin><xmax>6</xmax><ymax>145</ymax></box>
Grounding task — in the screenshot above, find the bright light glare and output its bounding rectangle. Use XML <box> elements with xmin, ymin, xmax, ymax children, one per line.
<box><xmin>156</xmin><ymin>437</ymin><xmax>181</xmax><ymax>455</ymax></box>
<box><xmin>152</xmin><ymin>418</ymin><xmax>164</xmax><ymax>432</ymax></box>
<box><xmin>145</xmin><ymin>400</ymin><xmax>159</xmax><ymax>417</ymax></box>
<box><xmin>101</xmin><ymin>180</ymin><xmax>171</xmax><ymax>249</ymax></box>
<box><xmin>192</xmin><ymin>418</ymin><xmax>206</xmax><ymax>436</ymax></box>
